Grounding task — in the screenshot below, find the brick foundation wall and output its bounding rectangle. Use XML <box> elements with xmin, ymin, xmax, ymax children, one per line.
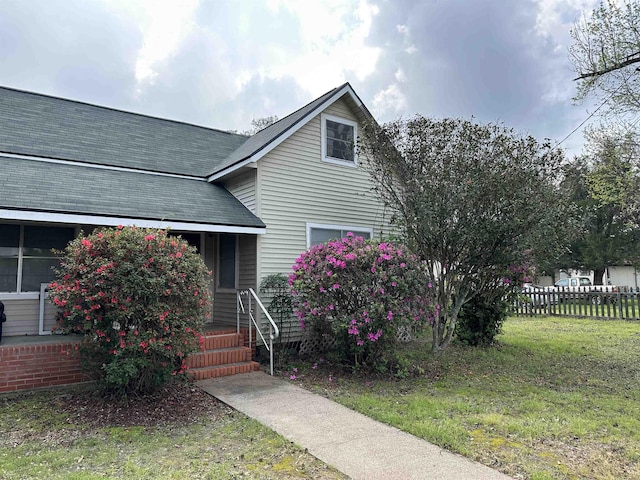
<box><xmin>0</xmin><ymin>342</ymin><xmax>88</xmax><ymax>393</ymax></box>
<box><xmin>0</xmin><ymin>328</ymin><xmax>258</xmax><ymax>394</ymax></box>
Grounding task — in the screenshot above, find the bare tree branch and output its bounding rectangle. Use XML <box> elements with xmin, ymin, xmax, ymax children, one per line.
<box><xmin>573</xmin><ymin>52</ymin><xmax>640</xmax><ymax>80</ymax></box>
<box><xmin>570</xmin><ymin>1</ymin><xmax>640</xmax><ymax>116</ymax></box>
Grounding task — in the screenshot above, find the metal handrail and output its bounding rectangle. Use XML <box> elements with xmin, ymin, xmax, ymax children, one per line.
<box><xmin>237</xmin><ymin>288</ymin><xmax>280</xmax><ymax>375</ymax></box>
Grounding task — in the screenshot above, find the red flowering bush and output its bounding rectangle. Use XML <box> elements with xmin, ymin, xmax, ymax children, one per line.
<box><xmin>51</xmin><ymin>226</ymin><xmax>211</xmax><ymax>396</ymax></box>
<box><xmin>289</xmin><ymin>234</ymin><xmax>435</xmax><ymax>370</ymax></box>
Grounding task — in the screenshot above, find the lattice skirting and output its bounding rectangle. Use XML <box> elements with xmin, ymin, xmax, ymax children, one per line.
<box><xmin>298</xmin><ymin>323</ymin><xmax>415</xmax><ymax>356</ymax></box>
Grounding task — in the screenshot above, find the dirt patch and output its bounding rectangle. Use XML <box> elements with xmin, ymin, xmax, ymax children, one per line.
<box><xmin>55</xmin><ymin>381</ymin><xmax>226</xmax><ymax>428</ymax></box>
<box><xmin>2</xmin><ymin>381</ymin><xmax>229</xmax><ymax>448</ymax></box>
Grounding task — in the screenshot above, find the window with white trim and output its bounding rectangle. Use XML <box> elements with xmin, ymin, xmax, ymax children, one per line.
<box><xmin>321</xmin><ymin>114</ymin><xmax>357</xmax><ymax>166</ymax></box>
<box><xmin>0</xmin><ymin>224</ymin><xmax>75</xmax><ymax>292</ymax></box>
<box><xmin>307</xmin><ymin>223</ymin><xmax>373</xmax><ymax>248</ymax></box>
<box><xmin>217</xmin><ymin>233</ymin><xmax>238</xmax><ymax>290</ymax></box>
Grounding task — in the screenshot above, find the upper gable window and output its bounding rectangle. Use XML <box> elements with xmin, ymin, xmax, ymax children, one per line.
<box><xmin>321</xmin><ymin>113</ymin><xmax>358</xmax><ymax>167</ymax></box>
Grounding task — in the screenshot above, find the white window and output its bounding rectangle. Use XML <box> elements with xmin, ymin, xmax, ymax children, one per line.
<box><xmin>321</xmin><ymin>113</ymin><xmax>358</xmax><ymax>166</ymax></box>
<box><xmin>0</xmin><ymin>224</ymin><xmax>75</xmax><ymax>292</ymax></box>
<box><xmin>306</xmin><ymin>223</ymin><xmax>373</xmax><ymax>248</ymax></box>
<box><xmin>217</xmin><ymin>233</ymin><xmax>238</xmax><ymax>290</ymax></box>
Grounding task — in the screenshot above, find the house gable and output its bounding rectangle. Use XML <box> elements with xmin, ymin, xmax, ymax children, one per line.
<box><xmin>254</xmin><ymin>94</ymin><xmax>390</xmax><ymax>281</ymax></box>
<box><xmin>208</xmin><ymin>83</ymin><xmax>372</xmax><ymax>182</ymax></box>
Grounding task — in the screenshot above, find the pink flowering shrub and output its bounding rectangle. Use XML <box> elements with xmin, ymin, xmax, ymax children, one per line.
<box><xmin>289</xmin><ymin>234</ymin><xmax>435</xmax><ymax>370</ymax></box>
<box><xmin>51</xmin><ymin>226</ymin><xmax>211</xmax><ymax>396</ymax></box>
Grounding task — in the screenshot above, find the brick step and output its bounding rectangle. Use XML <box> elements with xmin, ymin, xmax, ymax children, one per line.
<box><xmin>201</xmin><ymin>332</ymin><xmax>243</xmax><ymax>350</ymax></box>
<box><xmin>188</xmin><ymin>361</ymin><xmax>260</xmax><ymax>381</ymax></box>
<box><xmin>186</xmin><ymin>346</ymin><xmax>253</xmax><ymax>369</ymax></box>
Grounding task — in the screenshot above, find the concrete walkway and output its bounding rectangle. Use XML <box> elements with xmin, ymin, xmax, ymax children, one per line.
<box><xmin>198</xmin><ymin>371</ymin><xmax>513</xmax><ymax>480</ymax></box>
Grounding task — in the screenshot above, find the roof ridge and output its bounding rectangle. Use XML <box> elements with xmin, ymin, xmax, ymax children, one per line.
<box><xmin>0</xmin><ymin>85</ymin><xmax>249</xmax><ymax>139</ymax></box>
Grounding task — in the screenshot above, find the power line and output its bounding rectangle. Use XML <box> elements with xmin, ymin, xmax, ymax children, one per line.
<box><xmin>554</xmin><ymin>74</ymin><xmax>631</xmax><ymax>150</ymax></box>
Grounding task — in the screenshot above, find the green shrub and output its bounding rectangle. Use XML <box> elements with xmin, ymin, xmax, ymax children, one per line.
<box><xmin>455</xmin><ymin>295</ymin><xmax>508</xmax><ymax>346</ymax></box>
<box><xmin>259</xmin><ymin>273</ymin><xmax>296</xmax><ymax>367</ymax></box>
<box><xmin>51</xmin><ymin>226</ymin><xmax>211</xmax><ymax>396</ymax></box>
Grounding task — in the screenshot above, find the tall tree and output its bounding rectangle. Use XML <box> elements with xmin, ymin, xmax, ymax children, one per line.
<box><xmin>243</xmin><ymin>116</ymin><xmax>279</xmax><ymax>135</ymax></box>
<box><xmin>555</xmin><ymin>156</ymin><xmax>638</xmax><ymax>285</ymax></box>
<box><xmin>361</xmin><ymin>117</ymin><xmax>573</xmax><ymax>353</ymax></box>
<box><xmin>584</xmin><ymin>125</ymin><xmax>640</xmax><ymax>227</ymax></box>
<box><xmin>557</xmin><ymin>127</ymin><xmax>640</xmax><ymax>283</ymax></box>
<box><xmin>570</xmin><ymin>0</ymin><xmax>640</xmax><ymax>116</ymax></box>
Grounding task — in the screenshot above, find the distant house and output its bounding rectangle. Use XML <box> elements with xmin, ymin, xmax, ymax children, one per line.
<box><xmin>0</xmin><ymin>83</ymin><xmax>390</xmax><ymax>339</ymax></box>
<box><xmin>604</xmin><ymin>266</ymin><xmax>639</xmax><ymax>290</ymax></box>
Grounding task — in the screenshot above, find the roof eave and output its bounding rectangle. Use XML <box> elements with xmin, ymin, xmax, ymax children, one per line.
<box><xmin>0</xmin><ymin>208</ymin><xmax>266</xmax><ymax>234</ymax></box>
<box><xmin>207</xmin><ymin>157</ymin><xmax>255</xmax><ymax>182</ymax></box>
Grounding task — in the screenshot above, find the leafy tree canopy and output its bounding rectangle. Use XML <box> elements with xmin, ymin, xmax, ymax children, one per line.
<box><xmin>361</xmin><ymin>117</ymin><xmax>574</xmax><ymax>352</ymax></box>
<box><xmin>556</xmin><ymin>125</ymin><xmax>640</xmax><ymax>281</ymax></box>
<box><xmin>584</xmin><ymin>124</ymin><xmax>640</xmax><ymax>225</ymax></box>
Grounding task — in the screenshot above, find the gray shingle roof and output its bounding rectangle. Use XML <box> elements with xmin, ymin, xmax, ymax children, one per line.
<box><xmin>0</xmin><ymin>156</ymin><xmax>265</xmax><ymax>229</ymax></box>
<box><xmin>209</xmin><ymin>84</ymin><xmax>345</xmax><ymax>176</ymax></box>
<box><xmin>0</xmin><ymin>83</ymin><xmax>367</xmax><ymax>229</ymax></box>
<box><xmin>0</xmin><ymin>87</ymin><xmax>248</xmax><ymax>177</ymax></box>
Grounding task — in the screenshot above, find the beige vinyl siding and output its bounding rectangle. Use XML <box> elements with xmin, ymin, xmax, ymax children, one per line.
<box><xmin>42</xmin><ymin>297</ymin><xmax>57</xmax><ymax>333</ymax></box>
<box><xmin>237</xmin><ymin>235</ymin><xmax>258</xmax><ymax>331</ymax></box>
<box><xmin>224</xmin><ymin>169</ymin><xmax>257</xmax><ymax>215</ymax></box>
<box><xmin>0</xmin><ymin>297</ymin><xmax>42</xmax><ymax>336</ymax></box>
<box><xmin>238</xmin><ymin>235</ymin><xmax>257</xmax><ymax>291</ymax></box>
<box><xmin>255</xmin><ymin>97</ymin><xmax>392</xmax><ymax>340</ymax></box>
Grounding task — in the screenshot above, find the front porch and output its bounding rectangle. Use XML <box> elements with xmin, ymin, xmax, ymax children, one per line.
<box><xmin>0</xmin><ymin>325</ymin><xmax>260</xmax><ymax>393</ymax></box>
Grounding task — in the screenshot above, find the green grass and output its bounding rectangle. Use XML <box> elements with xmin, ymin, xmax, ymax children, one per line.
<box><xmin>0</xmin><ymin>388</ymin><xmax>345</xmax><ymax>479</ymax></box>
<box><xmin>294</xmin><ymin>317</ymin><xmax>640</xmax><ymax>479</ymax></box>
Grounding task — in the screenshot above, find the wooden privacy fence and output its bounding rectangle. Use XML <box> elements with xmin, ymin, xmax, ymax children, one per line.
<box><xmin>514</xmin><ymin>287</ymin><xmax>640</xmax><ymax>320</ymax></box>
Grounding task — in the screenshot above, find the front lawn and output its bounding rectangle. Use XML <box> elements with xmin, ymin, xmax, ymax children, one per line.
<box><xmin>291</xmin><ymin>317</ymin><xmax>640</xmax><ymax>480</ymax></box>
<box><xmin>0</xmin><ymin>382</ymin><xmax>345</xmax><ymax>479</ymax></box>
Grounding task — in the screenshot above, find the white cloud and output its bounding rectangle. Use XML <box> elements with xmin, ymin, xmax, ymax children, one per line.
<box><xmin>372</xmin><ymin>83</ymin><xmax>407</xmax><ymax>119</ymax></box>
<box><xmin>127</xmin><ymin>0</ymin><xmax>199</xmax><ymax>89</ymax></box>
<box><xmin>534</xmin><ymin>0</ymin><xmax>597</xmax><ymax>39</ymax></box>
<box><xmin>396</xmin><ymin>24</ymin><xmax>417</xmax><ymax>54</ymax></box>
<box><xmin>261</xmin><ymin>0</ymin><xmax>381</xmax><ymax>95</ymax></box>
<box><xmin>0</xmin><ymin>0</ymin><xmax>602</xmax><ymax>158</ymax></box>
<box><xmin>532</xmin><ymin>0</ymin><xmax>600</xmax><ymax>105</ymax></box>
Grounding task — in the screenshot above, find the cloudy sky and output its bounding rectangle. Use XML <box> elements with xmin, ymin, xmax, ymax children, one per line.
<box><xmin>0</xmin><ymin>0</ymin><xmax>601</xmax><ymax>156</ymax></box>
